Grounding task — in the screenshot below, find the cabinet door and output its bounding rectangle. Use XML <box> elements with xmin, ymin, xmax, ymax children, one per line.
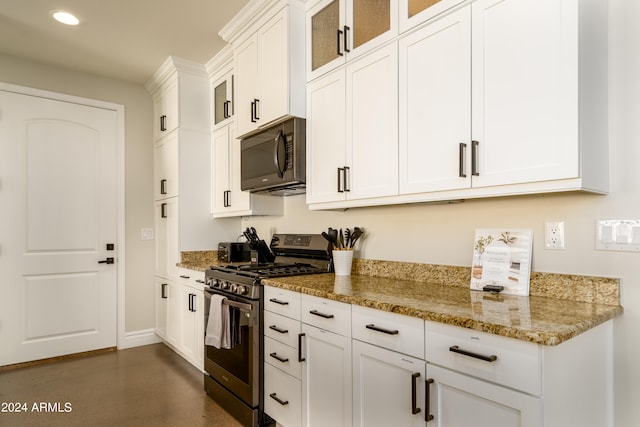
<box><xmin>346</xmin><ymin>44</ymin><xmax>398</xmax><ymax>200</ymax></box>
<box><xmin>259</xmin><ymin>7</ymin><xmax>289</xmax><ymax>126</ymax></box>
<box><xmin>212</xmin><ymin>72</ymin><xmax>233</xmax><ymax>128</ymax></box>
<box><xmin>307</xmin><ymin>0</ymin><xmax>346</xmax><ymax>81</ymax></box>
<box><xmin>353</xmin><ymin>340</ymin><xmax>426</xmax><ymax>427</ymax></box>
<box><xmin>211</xmin><ymin>126</ymin><xmax>231</xmax><ymax>214</ymax></box>
<box><xmin>399</xmin><ymin>0</ymin><xmax>465</xmax><ymax>33</ymax></box>
<box><xmin>155</xmin><ymin>278</ymin><xmax>169</xmax><ymax>339</ymax></box>
<box><xmin>305</xmin><ymin>69</ymin><xmax>347</xmax><ymax>204</ymax></box>
<box><xmin>154</xmin><ymin>198</ymin><xmax>179</xmax><ymax>279</ymax></box>
<box><xmin>235</xmin><ymin>34</ymin><xmax>259</xmax><ymax>137</ymax></box>
<box><xmin>471</xmin><ymin>0</ymin><xmax>579</xmax><ymax>188</ymax></box>
<box><xmin>347</xmin><ymin>0</ymin><xmax>397</xmax><ymax>59</ymax></box>
<box><xmin>179</xmin><ymin>287</ymin><xmax>202</xmax><ymax>368</ymax></box>
<box><xmin>165</xmin><ymin>281</ymin><xmax>180</xmax><ymax>347</ymax></box>
<box><xmin>301</xmin><ymin>324</ymin><xmax>352</xmax><ymax>427</ymax></box>
<box><xmin>153</xmin><ymin>76</ymin><xmax>179</xmax><ymax>141</ymax></box>
<box><xmin>264</xmin><ymin>363</ymin><xmax>302</xmax><ymax>427</ymax></box>
<box><xmin>427</xmin><ymin>364</ymin><xmax>541</xmax><ymax>427</ymax></box>
<box><xmin>153</xmin><ymin>132</ymin><xmax>179</xmax><ymax>201</ymax></box>
<box><xmin>399</xmin><ymin>6</ymin><xmax>471</xmax><ymax>194</ymax></box>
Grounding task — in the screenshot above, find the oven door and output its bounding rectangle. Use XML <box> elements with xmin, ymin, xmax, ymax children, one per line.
<box><xmin>204</xmin><ymin>289</ymin><xmax>261</xmax><ymax>408</ymax></box>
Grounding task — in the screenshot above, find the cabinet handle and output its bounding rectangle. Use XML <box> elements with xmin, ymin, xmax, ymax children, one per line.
<box><xmin>160</xmin><ymin>179</ymin><xmax>167</xmax><ymax>195</ymax></box>
<box><xmin>188</xmin><ymin>293</ymin><xmax>193</xmax><ymax>311</ymax></box>
<box><xmin>449</xmin><ymin>345</ymin><xmax>497</xmax><ymax>362</ymax></box>
<box><xmin>180</xmin><ymin>275</ymin><xmax>190</xmax><ymax>279</ymax></box>
<box><xmin>161</xmin><ymin>203</ymin><xmax>167</xmax><ymax>218</ymax></box>
<box><xmin>425</xmin><ymin>378</ymin><xmax>434</xmax><ymax>422</ymax></box>
<box><xmin>160</xmin><ymin>115</ymin><xmax>167</xmax><ymax>132</ymax></box>
<box><xmin>337</xmin><ymin>167</ymin><xmax>344</xmax><ymax>192</ymax></box>
<box><xmin>411</xmin><ymin>372</ymin><xmax>421</xmax><ymax>415</ymax></box>
<box><xmin>344</xmin><ymin>25</ymin><xmax>351</xmax><ymax>53</ymax></box>
<box><xmin>161</xmin><ymin>283</ymin><xmax>167</xmax><ymax>299</ymax></box>
<box><xmin>459</xmin><ymin>143</ymin><xmax>467</xmax><ymax>178</ymax></box>
<box><xmin>269</xmin><ymin>352</ymin><xmax>289</xmax><ymax>364</ymax></box>
<box><xmin>250</xmin><ymin>100</ymin><xmax>256</xmax><ymax>123</ymax></box>
<box><xmin>196</xmin><ymin>279</ymin><xmax>205</xmax><ymax>284</ymax></box>
<box><xmin>223</xmin><ymin>190</ymin><xmax>230</xmax><ymax>207</ymax></box>
<box><xmin>269</xmin><ymin>325</ymin><xmax>288</xmax><ymax>335</ymax></box>
<box><xmin>343</xmin><ymin>166</ymin><xmax>350</xmax><ymax>192</ymax></box>
<box><xmin>298</xmin><ymin>333</ymin><xmax>306</xmax><ymax>362</ymax></box>
<box><xmin>337</xmin><ymin>29</ymin><xmax>344</xmax><ymax>56</ymax></box>
<box><xmin>309</xmin><ymin>309</ymin><xmax>334</xmax><ymax>319</ymax></box>
<box><xmin>269</xmin><ymin>393</ymin><xmax>289</xmax><ymax>406</ymax></box>
<box><xmin>269</xmin><ymin>298</ymin><xmax>289</xmax><ymax>306</ymax></box>
<box><xmin>471</xmin><ymin>140</ymin><xmax>480</xmax><ymax>176</ymax></box>
<box><xmin>223</xmin><ymin>100</ymin><xmax>230</xmax><ymax>119</ymax></box>
<box><xmin>366</xmin><ymin>324</ymin><xmax>399</xmax><ymax>335</ymax></box>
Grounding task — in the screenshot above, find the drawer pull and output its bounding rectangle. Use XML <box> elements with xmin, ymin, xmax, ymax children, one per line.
<box><xmin>269</xmin><ymin>325</ymin><xmax>288</xmax><ymax>335</ymax></box>
<box><xmin>269</xmin><ymin>298</ymin><xmax>289</xmax><ymax>306</ymax></box>
<box><xmin>366</xmin><ymin>324</ymin><xmax>399</xmax><ymax>335</ymax></box>
<box><xmin>269</xmin><ymin>352</ymin><xmax>289</xmax><ymax>364</ymax></box>
<box><xmin>411</xmin><ymin>372</ymin><xmax>421</xmax><ymax>415</ymax></box>
<box><xmin>425</xmin><ymin>378</ymin><xmax>434</xmax><ymax>422</ymax></box>
<box><xmin>449</xmin><ymin>345</ymin><xmax>497</xmax><ymax>362</ymax></box>
<box><xmin>269</xmin><ymin>393</ymin><xmax>289</xmax><ymax>406</ymax></box>
<box><xmin>310</xmin><ymin>309</ymin><xmax>334</xmax><ymax>319</ymax></box>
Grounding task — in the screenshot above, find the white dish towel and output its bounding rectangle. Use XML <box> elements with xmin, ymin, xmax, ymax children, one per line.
<box><xmin>205</xmin><ymin>294</ymin><xmax>231</xmax><ymax>349</ymax></box>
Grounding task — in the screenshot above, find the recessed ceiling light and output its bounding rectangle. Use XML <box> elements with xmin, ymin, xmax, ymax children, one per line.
<box><xmin>51</xmin><ymin>11</ymin><xmax>80</xmax><ymax>26</ymax></box>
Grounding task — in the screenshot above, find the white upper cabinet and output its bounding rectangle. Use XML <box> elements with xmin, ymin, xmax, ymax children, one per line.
<box><xmin>399</xmin><ymin>0</ymin><xmax>465</xmax><ymax>33</ymax></box>
<box><xmin>306</xmin><ymin>43</ymin><xmax>398</xmax><ymax>205</ymax></box>
<box><xmin>225</xmin><ymin>2</ymin><xmax>305</xmax><ymax>138</ymax></box>
<box><xmin>152</xmin><ymin>75</ymin><xmax>179</xmax><ymax>141</ymax></box>
<box><xmin>399</xmin><ymin>6</ymin><xmax>471</xmax><ymax>195</ymax></box>
<box><xmin>307</xmin><ymin>0</ymin><xmax>398</xmax><ymax>81</ymax></box>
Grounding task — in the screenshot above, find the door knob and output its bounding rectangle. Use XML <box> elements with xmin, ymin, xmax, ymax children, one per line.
<box><xmin>98</xmin><ymin>257</ymin><xmax>115</xmax><ymax>264</ymax></box>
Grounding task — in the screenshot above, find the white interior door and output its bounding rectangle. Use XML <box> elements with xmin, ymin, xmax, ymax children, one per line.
<box><xmin>0</xmin><ymin>89</ymin><xmax>118</xmax><ymax>366</ymax></box>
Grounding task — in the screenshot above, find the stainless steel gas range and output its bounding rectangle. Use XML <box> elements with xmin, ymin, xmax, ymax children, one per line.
<box><xmin>203</xmin><ymin>233</ymin><xmax>330</xmax><ymax>427</ymax></box>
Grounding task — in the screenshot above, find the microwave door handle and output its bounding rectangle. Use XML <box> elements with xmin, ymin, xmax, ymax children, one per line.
<box><xmin>274</xmin><ymin>131</ymin><xmax>287</xmax><ymax>178</ymax></box>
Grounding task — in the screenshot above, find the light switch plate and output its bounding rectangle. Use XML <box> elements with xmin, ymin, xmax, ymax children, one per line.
<box><xmin>141</xmin><ymin>227</ymin><xmax>154</xmax><ymax>241</ymax></box>
<box><xmin>596</xmin><ymin>220</ymin><xmax>640</xmax><ymax>252</ymax></box>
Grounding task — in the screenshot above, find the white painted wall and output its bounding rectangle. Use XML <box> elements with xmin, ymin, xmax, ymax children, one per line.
<box><xmin>242</xmin><ymin>2</ymin><xmax>640</xmax><ymax>425</ymax></box>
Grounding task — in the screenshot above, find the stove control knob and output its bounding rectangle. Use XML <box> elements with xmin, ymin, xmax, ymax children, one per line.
<box><xmin>229</xmin><ymin>284</ymin><xmax>237</xmax><ymax>293</ymax></box>
<box><xmin>221</xmin><ymin>281</ymin><xmax>230</xmax><ymax>290</ymax></box>
<box><xmin>237</xmin><ymin>285</ymin><xmax>248</xmax><ymax>295</ymax></box>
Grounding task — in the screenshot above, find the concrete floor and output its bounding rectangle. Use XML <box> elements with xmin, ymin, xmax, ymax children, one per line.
<box><xmin>0</xmin><ymin>343</ymin><xmax>243</xmax><ymax>427</ymax></box>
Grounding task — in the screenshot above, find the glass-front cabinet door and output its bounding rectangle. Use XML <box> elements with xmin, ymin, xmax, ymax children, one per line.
<box><xmin>400</xmin><ymin>0</ymin><xmax>465</xmax><ymax>32</ymax></box>
<box><xmin>212</xmin><ymin>72</ymin><xmax>233</xmax><ymax>129</ymax></box>
<box><xmin>307</xmin><ymin>0</ymin><xmax>397</xmax><ymax>81</ymax></box>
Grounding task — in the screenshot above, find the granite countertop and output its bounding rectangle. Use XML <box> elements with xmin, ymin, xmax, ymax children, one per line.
<box><xmin>179</xmin><ymin>251</ymin><xmax>623</xmax><ymax>346</ymax></box>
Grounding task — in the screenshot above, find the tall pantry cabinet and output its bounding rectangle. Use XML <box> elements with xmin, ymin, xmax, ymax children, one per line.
<box><xmin>146</xmin><ymin>57</ymin><xmax>238</xmax><ymax>369</ymax></box>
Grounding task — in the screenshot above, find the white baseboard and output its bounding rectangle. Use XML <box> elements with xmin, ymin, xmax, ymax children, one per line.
<box><xmin>119</xmin><ymin>328</ymin><xmax>162</xmax><ymax>349</ymax></box>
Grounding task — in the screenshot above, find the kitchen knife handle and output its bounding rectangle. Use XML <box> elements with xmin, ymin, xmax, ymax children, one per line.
<box><xmin>337</xmin><ymin>29</ymin><xmax>344</xmax><ymax>56</ymax></box>
<box><xmin>471</xmin><ymin>140</ymin><xmax>480</xmax><ymax>176</ymax></box>
<box><xmin>366</xmin><ymin>324</ymin><xmax>399</xmax><ymax>335</ymax></box>
<box><xmin>459</xmin><ymin>143</ymin><xmax>467</xmax><ymax>178</ymax></box>
<box><xmin>411</xmin><ymin>372</ymin><xmax>421</xmax><ymax>415</ymax></box>
<box><xmin>449</xmin><ymin>345</ymin><xmax>497</xmax><ymax>362</ymax></box>
<box><xmin>425</xmin><ymin>378</ymin><xmax>434</xmax><ymax>422</ymax></box>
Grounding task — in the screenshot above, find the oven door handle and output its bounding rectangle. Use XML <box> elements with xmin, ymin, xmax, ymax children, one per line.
<box><xmin>222</xmin><ymin>299</ymin><xmax>253</xmax><ymax>312</ymax></box>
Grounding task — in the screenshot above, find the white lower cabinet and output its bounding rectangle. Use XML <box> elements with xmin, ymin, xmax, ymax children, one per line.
<box><xmin>264</xmin><ymin>362</ymin><xmax>302</xmax><ymax>427</ymax></box>
<box><xmin>155</xmin><ymin>269</ymin><xmax>204</xmax><ymax>371</ymax></box>
<box><xmin>353</xmin><ymin>340</ymin><xmax>426</xmax><ymax>427</ymax></box>
<box><xmin>301</xmin><ymin>295</ymin><xmax>352</xmax><ymax>427</ymax></box>
<box><xmin>426</xmin><ymin>363</ymin><xmax>541</xmax><ymax>427</ymax></box>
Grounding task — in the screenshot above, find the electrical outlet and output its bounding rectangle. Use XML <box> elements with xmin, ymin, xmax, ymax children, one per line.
<box><xmin>545</xmin><ymin>221</ymin><xmax>565</xmax><ymax>250</ymax></box>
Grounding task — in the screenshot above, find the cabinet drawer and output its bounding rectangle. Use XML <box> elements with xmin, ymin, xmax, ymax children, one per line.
<box><xmin>264</xmin><ymin>286</ymin><xmax>301</xmax><ymax>320</ymax></box>
<box><xmin>301</xmin><ymin>294</ymin><xmax>351</xmax><ymax>337</ymax></box>
<box><xmin>425</xmin><ymin>321</ymin><xmax>541</xmax><ymax>395</ymax></box>
<box><xmin>175</xmin><ymin>268</ymin><xmax>206</xmax><ymax>290</ymax></box>
<box><xmin>264</xmin><ymin>310</ymin><xmax>302</xmax><ymax>348</ymax></box>
<box><xmin>352</xmin><ymin>305</ymin><xmax>425</xmax><ymax>359</ymax></box>
<box><xmin>264</xmin><ymin>336</ymin><xmax>302</xmax><ymax>380</ymax></box>
<box><xmin>264</xmin><ymin>363</ymin><xmax>301</xmax><ymax>427</ymax></box>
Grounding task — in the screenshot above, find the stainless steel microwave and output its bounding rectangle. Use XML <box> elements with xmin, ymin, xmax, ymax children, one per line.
<box><xmin>240</xmin><ymin>117</ymin><xmax>306</xmax><ymax>196</ymax></box>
